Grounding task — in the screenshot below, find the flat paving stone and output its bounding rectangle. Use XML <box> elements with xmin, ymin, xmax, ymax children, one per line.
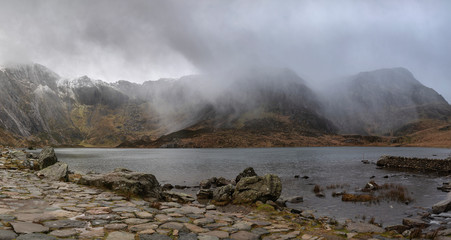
<box><xmin>0</xmin><ymin>229</ymin><xmax>18</xmax><ymax>240</ymax></box>
<box><xmin>49</xmin><ymin>228</ymin><xmax>78</xmax><ymax>238</ymax></box>
<box><xmin>159</xmin><ymin>221</ymin><xmax>184</xmax><ymax>230</ymax></box>
<box><xmin>179</xmin><ymin>233</ymin><xmax>198</xmax><ymax>240</ymax></box>
<box><xmin>43</xmin><ymin>219</ymin><xmax>87</xmax><ymax>229</ymax></box>
<box><xmin>230</xmin><ymin>231</ymin><xmax>259</xmax><ymax>240</ymax></box>
<box><xmin>139</xmin><ymin>233</ymin><xmax>172</xmax><ymax>240</ymax></box>
<box><xmin>11</xmin><ymin>222</ymin><xmax>50</xmax><ymax>234</ymax></box>
<box><xmin>200</xmin><ymin>230</ymin><xmax>229</xmax><ymax>238</ymax></box>
<box><xmin>16</xmin><ymin>233</ymin><xmax>58</xmax><ymax>240</ymax></box>
<box><xmin>106</xmin><ymin>231</ymin><xmax>135</xmax><ymax>240</ymax></box>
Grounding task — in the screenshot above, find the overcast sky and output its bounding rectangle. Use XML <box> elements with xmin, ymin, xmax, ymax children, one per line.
<box><xmin>0</xmin><ymin>0</ymin><xmax>450</xmax><ymax>102</ymax></box>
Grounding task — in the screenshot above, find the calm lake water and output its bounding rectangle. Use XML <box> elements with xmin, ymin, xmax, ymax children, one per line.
<box><xmin>51</xmin><ymin>147</ymin><xmax>451</xmax><ymax>226</ymax></box>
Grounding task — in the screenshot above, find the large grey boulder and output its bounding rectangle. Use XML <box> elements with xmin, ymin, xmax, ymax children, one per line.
<box><xmin>36</xmin><ymin>162</ymin><xmax>69</xmax><ymax>181</ymax></box>
<box><xmin>78</xmin><ymin>168</ymin><xmax>162</xmax><ymax>200</ymax></box>
<box><xmin>212</xmin><ymin>184</ymin><xmax>235</xmax><ymax>204</ymax></box>
<box><xmin>233</xmin><ymin>174</ymin><xmax>282</xmax><ymax>204</ymax></box>
<box><xmin>38</xmin><ymin>147</ymin><xmax>58</xmax><ymax>169</ymax></box>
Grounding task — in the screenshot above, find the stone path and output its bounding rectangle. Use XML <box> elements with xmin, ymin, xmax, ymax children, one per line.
<box><xmin>0</xmin><ymin>169</ymin><xmax>336</xmax><ymax>240</ymax></box>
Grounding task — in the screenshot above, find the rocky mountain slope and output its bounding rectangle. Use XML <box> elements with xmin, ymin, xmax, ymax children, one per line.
<box><xmin>0</xmin><ymin>64</ymin><xmax>336</xmax><ymax>147</ymax></box>
<box><xmin>321</xmin><ymin>68</ymin><xmax>451</xmax><ymax>136</ymax></box>
<box><xmin>0</xmin><ymin>64</ymin><xmax>449</xmax><ymax>147</ymax></box>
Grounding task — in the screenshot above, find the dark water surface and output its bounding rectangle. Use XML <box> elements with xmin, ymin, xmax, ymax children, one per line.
<box><xmin>52</xmin><ymin>147</ymin><xmax>451</xmax><ymax>226</ymax></box>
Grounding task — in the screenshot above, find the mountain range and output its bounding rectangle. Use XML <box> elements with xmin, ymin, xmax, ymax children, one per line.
<box><xmin>0</xmin><ymin>63</ymin><xmax>449</xmax><ymax>148</ymax></box>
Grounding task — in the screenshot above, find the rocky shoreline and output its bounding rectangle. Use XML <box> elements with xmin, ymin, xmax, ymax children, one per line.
<box><xmin>1</xmin><ymin>147</ymin><xmax>451</xmax><ymax>239</ymax></box>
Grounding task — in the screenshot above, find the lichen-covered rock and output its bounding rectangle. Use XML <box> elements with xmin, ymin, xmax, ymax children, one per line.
<box><xmin>212</xmin><ymin>184</ymin><xmax>235</xmax><ymax>204</ymax></box>
<box><xmin>233</xmin><ymin>174</ymin><xmax>281</xmax><ymax>204</ymax></box>
<box><xmin>36</xmin><ymin>162</ymin><xmax>69</xmax><ymax>181</ymax></box>
<box><xmin>38</xmin><ymin>147</ymin><xmax>58</xmax><ymax>169</ymax></box>
<box><xmin>78</xmin><ymin>168</ymin><xmax>162</xmax><ymax>200</ymax></box>
<box><xmin>197</xmin><ymin>189</ymin><xmax>213</xmax><ymax>199</ymax></box>
<box><xmin>235</xmin><ymin>167</ymin><xmax>257</xmax><ymax>183</ymax></box>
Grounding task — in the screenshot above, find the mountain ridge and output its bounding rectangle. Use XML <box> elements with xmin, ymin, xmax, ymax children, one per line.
<box><xmin>0</xmin><ymin>63</ymin><xmax>449</xmax><ymax>148</ymax></box>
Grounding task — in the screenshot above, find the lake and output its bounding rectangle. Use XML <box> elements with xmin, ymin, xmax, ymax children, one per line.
<box><xmin>51</xmin><ymin>147</ymin><xmax>451</xmax><ymax>226</ymax></box>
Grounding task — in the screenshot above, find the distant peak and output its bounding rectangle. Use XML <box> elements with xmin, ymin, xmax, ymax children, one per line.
<box><xmin>354</xmin><ymin>67</ymin><xmax>421</xmax><ymax>85</ymax></box>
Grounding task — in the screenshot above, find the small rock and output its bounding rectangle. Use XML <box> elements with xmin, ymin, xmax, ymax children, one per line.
<box><xmin>402</xmin><ymin>218</ymin><xmax>430</xmax><ymax>228</ymax></box>
<box><xmin>287</xmin><ymin>196</ymin><xmax>303</xmax><ymax>203</ymax></box>
<box><xmin>346</xmin><ymin>222</ymin><xmax>384</xmax><ymax>233</ymax></box>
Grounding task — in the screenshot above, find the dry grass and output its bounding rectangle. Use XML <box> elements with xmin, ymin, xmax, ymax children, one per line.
<box><xmin>313</xmin><ymin>185</ymin><xmax>323</xmax><ymax>194</ymax></box>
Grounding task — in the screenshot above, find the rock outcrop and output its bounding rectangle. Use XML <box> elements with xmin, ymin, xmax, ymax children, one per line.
<box><xmin>212</xmin><ymin>184</ymin><xmax>235</xmax><ymax>204</ymax></box>
<box><xmin>235</xmin><ymin>167</ymin><xmax>257</xmax><ymax>183</ymax></box>
<box><xmin>36</xmin><ymin>162</ymin><xmax>69</xmax><ymax>181</ymax></box>
<box><xmin>233</xmin><ymin>174</ymin><xmax>282</xmax><ymax>204</ymax></box>
<box><xmin>38</xmin><ymin>147</ymin><xmax>58</xmax><ymax>170</ymax></box>
<box><xmin>377</xmin><ymin>155</ymin><xmax>451</xmax><ymax>173</ymax></box>
<box><xmin>78</xmin><ymin>168</ymin><xmax>162</xmax><ymax>200</ymax></box>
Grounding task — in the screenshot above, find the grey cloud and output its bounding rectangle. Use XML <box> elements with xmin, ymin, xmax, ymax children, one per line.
<box><xmin>0</xmin><ymin>0</ymin><xmax>450</xmax><ymax>101</ymax></box>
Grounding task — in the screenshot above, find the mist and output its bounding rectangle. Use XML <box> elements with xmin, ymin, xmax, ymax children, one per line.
<box><xmin>0</xmin><ymin>0</ymin><xmax>450</xmax><ymax>102</ymax></box>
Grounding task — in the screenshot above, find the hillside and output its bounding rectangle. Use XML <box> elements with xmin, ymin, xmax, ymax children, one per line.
<box><xmin>0</xmin><ymin>64</ymin><xmax>336</xmax><ymax>147</ymax></box>
<box><xmin>321</xmin><ymin>68</ymin><xmax>451</xmax><ymax>136</ymax></box>
<box><xmin>0</xmin><ymin>64</ymin><xmax>449</xmax><ymax>148</ymax></box>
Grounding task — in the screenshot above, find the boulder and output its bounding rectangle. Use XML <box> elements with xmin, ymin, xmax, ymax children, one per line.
<box><xmin>233</xmin><ymin>174</ymin><xmax>282</xmax><ymax>204</ymax></box>
<box><xmin>199</xmin><ymin>177</ymin><xmax>232</xmax><ymax>189</ymax></box>
<box><xmin>197</xmin><ymin>189</ymin><xmax>213</xmax><ymax>199</ymax></box>
<box><xmin>402</xmin><ymin>218</ymin><xmax>430</xmax><ymax>228</ymax></box>
<box><xmin>78</xmin><ymin>168</ymin><xmax>162</xmax><ymax>200</ymax></box>
<box><xmin>38</xmin><ymin>147</ymin><xmax>58</xmax><ymax>169</ymax></box>
<box><xmin>433</xmin><ymin>193</ymin><xmax>451</xmax><ymax>214</ymax></box>
<box><xmin>287</xmin><ymin>196</ymin><xmax>304</xmax><ymax>203</ymax></box>
<box><xmin>36</xmin><ymin>162</ymin><xmax>69</xmax><ymax>181</ymax></box>
<box><xmin>212</xmin><ymin>184</ymin><xmax>235</xmax><ymax>204</ymax></box>
<box><xmin>235</xmin><ymin>167</ymin><xmax>257</xmax><ymax>183</ymax></box>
